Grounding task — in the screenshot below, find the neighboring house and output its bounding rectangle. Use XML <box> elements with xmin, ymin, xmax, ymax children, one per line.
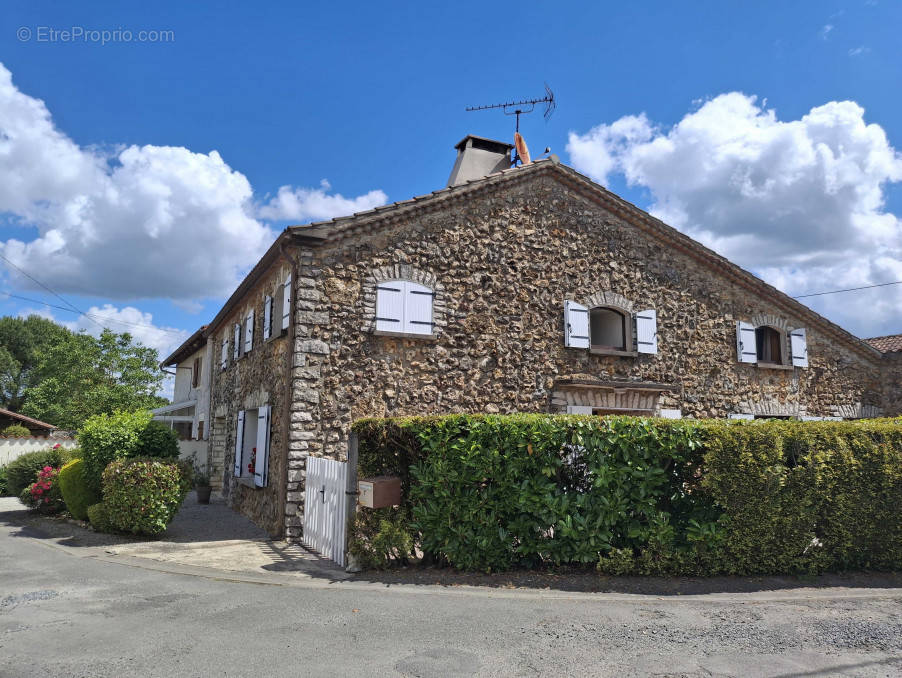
<box><xmin>0</xmin><ymin>408</ymin><xmax>58</xmax><ymax>435</ymax></box>
<box><xmin>866</xmin><ymin>334</ymin><xmax>902</xmax><ymax>417</ymax></box>
<box><xmin>193</xmin><ymin>134</ymin><xmax>899</xmax><ymax>539</ymax></box>
<box><xmin>152</xmin><ymin>326</ymin><xmax>213</xmax><ymax>480</ymax></box>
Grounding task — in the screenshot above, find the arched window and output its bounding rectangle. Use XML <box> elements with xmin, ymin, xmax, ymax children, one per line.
<box><xmin>755</xmin><ymin>326</ymin><xmax>782</xmax><ymax>364</ymax></box>
<box><xmin>589</xmin><ymin>307</ymin><xmax>627</xmax><ymax>351</ymax></box>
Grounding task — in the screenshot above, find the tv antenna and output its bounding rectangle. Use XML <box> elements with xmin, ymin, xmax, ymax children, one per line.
<box><xmin>466</xmin><ymin>83</ymin><xmax>556</xmax><ymax>133</ymax></box>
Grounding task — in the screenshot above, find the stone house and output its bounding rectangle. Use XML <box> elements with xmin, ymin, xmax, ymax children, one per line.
<box><xmin>195</xmin><ymin>135</ymin><xmax>898</xmax><ymax>538</ymax></box>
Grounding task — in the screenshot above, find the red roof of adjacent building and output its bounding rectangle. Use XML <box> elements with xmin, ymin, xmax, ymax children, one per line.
<box><xmin>865</xmin><ymin>334</ymin><xmax>902</xmax><ymax>353</ymax></box>
<box><xmin>0</xmin><ymin>408</ymin><xmax>57</xmax><ymax>430</ymax></box>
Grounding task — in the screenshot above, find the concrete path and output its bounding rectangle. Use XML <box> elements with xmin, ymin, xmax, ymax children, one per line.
<box><xmin>0</xmin><ymin>493</ymin><xmax>350</xmax><ymax>583</ymax></box>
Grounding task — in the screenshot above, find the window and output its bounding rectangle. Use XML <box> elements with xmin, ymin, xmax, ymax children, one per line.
<box><xmin>244</xmin><ymin>310</ymin><xmax>255</xmax><ymax>353</ymax></box>
<box><xmin>263</xmin><ymin>295</ymin><xmax>273</xmax><ymax>341</ymax></box>
<box><xmin>281</xmin><ymin>275</ymin><xmax>292</xmax><ymax>331</ymax></box>
<box><xmin>192</xmin><ymin>357</ymin><xmax>202</xmax><ymax>388</ymax></box>
<box><xmin>590</xmin><ymin>307</ymin><xmax>627</xmax><ymax>350</ymax></box>
<box><xmin>564</xmin><ymin>300</ymin><xmax>657</xmax><ymax>355</ymax></box>
<box><xmin>197</xmin><ymin>420</ymin><xmax>204</xmax><ymax>440</ymax></box>
<box><xmin>233</xmin><ymin>323</ymin><xmax>242</xmax><ymax>360</ymax></box>
<box><xmin>220</xmin><ymin>337</ymin><xmax>228</xmax><ymax>370</ymax></box>
<box><xmin>233</xmin><ymin>406</ymin><xmax>271</xmax><ymax>488</ymax></box>
<box><xmin>755</xmin><ymin>326</ymin><xmax>782</xmax><ymax>364</ymax></box>
<box><xmin>375</xmin><ymin>280</ymin><xmax>434</xmax><ymax>336</ymax></box>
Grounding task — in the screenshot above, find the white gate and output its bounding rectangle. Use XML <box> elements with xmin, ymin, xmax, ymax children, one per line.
<box><xmin>302</xmin><ymin>457</ymin><xmax>349</xmax><ymax>566</ymax></box>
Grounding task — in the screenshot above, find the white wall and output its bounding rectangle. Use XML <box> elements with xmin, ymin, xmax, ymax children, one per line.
<box><xmin>0</xmin><ymin>437</ymin><xmax>78</xmax><ymax>466</ymax></box>
<box><xmin>178</xmin><ymin>439</ymin><xmax>208</xmax><ymax>468</ymax></box>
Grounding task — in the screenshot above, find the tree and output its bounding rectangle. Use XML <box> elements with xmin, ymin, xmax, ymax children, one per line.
<box><xmin>20</xmin><ymin>328</ymin><xmax>167</xmax><ymax>430</ymax></box>
<box><xmin>0</xmin><ymin>315</ymin><xmax>71</xmax><ymax>411</ymax></box>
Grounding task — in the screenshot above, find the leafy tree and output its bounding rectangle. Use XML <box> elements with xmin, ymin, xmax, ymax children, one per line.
<box><xmin>20</xmin><ymin>328</ymin><xmax>167</xmax><ymax>430</ymax></box>
<box><xmin>0</xmin><ymin>315</ymin><xmax>71</xmax><ymax>411</ymax></box>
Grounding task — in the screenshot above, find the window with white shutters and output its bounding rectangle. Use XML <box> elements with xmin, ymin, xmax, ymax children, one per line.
<box><xmin>635</xmin><ymin>309</ymin><xmax>658</xmax><ymax>355</ymax></box>
<box><xmin>790</xmin><ymin>328</ymin><xmax>809</xmax><ymax>367</ymax></box>
<box><xmin>564</xmin><ymin>301</ymin><xmax>590</xmax><ymax>349</ymax></box>
<box><xmin>233</xmin><ymin>323</ymin><xmax>241</xmax><ymax>360</ymax></box>
<box><xmin>221</xmin><ymin>337</ymin><xmax>228</xmax><ymax>370</ymax></box>
<box><xmin>263</xmin><ymin>296</ymin><xmax>272</xmax><ymax>341</ymax></box>
<box><xmin>375</xmin><ymin>280</ymin><xmax>434</xmax><ymax>336</ymax></box>
<box><xmin>254</xmin><ymin>405</ymin><xmax>271</xmax><ymax>488</ymax></box>
<box><xmin>736</xmin><ymin>321</ymin><xmax>757</xmax><ymax>363</ymax></box>
<box><xmin>281</xmin><ymin>275</ymin><xmax>291</xmax><ymax>331</ymax></box>
<box><xmin>233</xmin><ymin>410</ymin><xmax>245</xmax><ymax>477</ymax></box>
<box><xmin>244</xmin><ymin>310</ymin><xmax>254</xmax><ymax>353</ymax></box>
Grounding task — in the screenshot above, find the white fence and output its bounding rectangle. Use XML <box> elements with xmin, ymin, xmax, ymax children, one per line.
<box><xmin>0</xmin><ymin>437</ymin><xmax>78</xmax><ymax>466</ymax></box>
<box><xmin>303</xmin><ymin>457</ymin><xmax>349</xmax><ymax>566</ymax></box>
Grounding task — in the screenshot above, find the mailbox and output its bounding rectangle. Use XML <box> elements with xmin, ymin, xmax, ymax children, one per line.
<box><xmin>358</xmin><ymin>476</ymin><xmax>401</xmax><ymax>508</ymax></box>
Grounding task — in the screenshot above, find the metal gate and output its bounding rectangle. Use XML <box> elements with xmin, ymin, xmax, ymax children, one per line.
<box><xmin>302</xmin><ymin>457</ymin><xmax>348</xmax><ymax>566</ymax></box>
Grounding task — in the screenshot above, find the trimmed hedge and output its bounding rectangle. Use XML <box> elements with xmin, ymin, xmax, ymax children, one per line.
<box><xmin>86</xmin><ymin>502</ymin><xmax>115</xmax><ymax>533</ymax></box>
<box><xmin>78</xmin><ymin>410</ymin><xmax>179</xmax><ymax>495</ymax></box>
<box><xmin>101</xmin><ymin>458</ymin><xmax>190</xmax><ymax>536</ymax></box>
<box><xmin>351</xmin><ymin>415</ymin><xmax>902</xmax><ymax>574</ymax></box>
<box><xmin>57</xmin><ymin>458</ymin><xmax>100</xmax><ymax>521</ymax></box>
<box><xmin>5</xmin><ymin>446</ymin><xmax>74</xmax><ymax>497</ymax></box>
<box><xmin>2</xmin><ymin>423</ymin><xmax>32</xmax><ymax>438</ymax></box>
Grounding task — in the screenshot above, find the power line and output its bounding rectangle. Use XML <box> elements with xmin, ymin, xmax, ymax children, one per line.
<box><xmin>0</xmin><ymin>253</ymin><xmax>103</xmax><ymax>329</ymax></box>
<box><xmin>0</xmin><ymin>291</ymin><xmax>186</xmax><ymax>335</ymax></box>
<box><xmin>793</xmin><ymin>280</ymin><xmax>902</xmax><ymax>299</ymax></box>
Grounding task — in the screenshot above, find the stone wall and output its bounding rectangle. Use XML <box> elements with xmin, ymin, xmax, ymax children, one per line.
<box><xmin>882</xmin><ymin>352</ymin><xmax>902</xmax><ymax>416</ymax></box>
<box><xmin>209</xmin><ymin>258</ymin><xmax>293</xmax><ymax>537</ymax></box>
<box><xmin>285</xmin><ymin>168</ymin><xmax>885</xmax><ymax>489</ymax></box>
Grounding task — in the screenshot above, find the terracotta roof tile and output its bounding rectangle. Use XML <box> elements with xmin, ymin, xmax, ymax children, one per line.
<box><xmin>865</xmin><ymin>334</ymin><xmax>902</xmax><ymax>353</ymax></box>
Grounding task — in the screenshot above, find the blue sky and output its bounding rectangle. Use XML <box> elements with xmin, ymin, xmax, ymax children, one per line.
<box><xmin>1</xmin><ymin>0</ymin><xmax>900</xmax><ymax>367</ymax></box>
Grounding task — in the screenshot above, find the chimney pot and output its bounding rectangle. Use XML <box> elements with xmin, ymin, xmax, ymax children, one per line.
<box><xmin>447</xmin><ymin>135</ymin><xmax>514</xmax><ymax>187</ymax></box>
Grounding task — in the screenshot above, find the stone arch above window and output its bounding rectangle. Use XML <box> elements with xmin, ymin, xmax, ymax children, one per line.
<box><xmin>749</xmin><ymin>313</ymin><xmax>792</xmax><ymax>333</ymax></box>
<box><xmin>362</xmin><ymin>264</ymin><xmax>446</xmax><ymax>336</ymax></box>
<box><xmin>585</xmin><ymin>290</ymin><xmax>634</xmax><ymax>314</ymax></box>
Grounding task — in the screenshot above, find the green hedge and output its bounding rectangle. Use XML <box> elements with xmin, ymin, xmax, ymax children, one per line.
<box><xmin>2</xmin><ymin>424</ymin><xmax>32</xmax><ymax>438</ymax></box>
<box><xmin>5</xmin><ymin>446</ymin><xmax>74</xmax><ymax>497</ymax></box>
<box><xmin>351</xmin><ymin>415</ymin><xmax>902</xmax><ymax>574</ymax></box>
<box><xmin>78</xmin><ymin>410</ymin><xmax>179</xmax><ymax>495</ymax></box>
<box><xmin>101</xmin><ymin>457</ymin><xmax>189</xmax><ymax>535</ymax></box>
<box><xmin>86</xmin><ymin>502</ymin><xmax>115</xmax><ymax>533</ymax></box>
<box><xmin>57</xmin><ymin>458</ymin><xmax>100</xmax><ymax>521</ymax></box>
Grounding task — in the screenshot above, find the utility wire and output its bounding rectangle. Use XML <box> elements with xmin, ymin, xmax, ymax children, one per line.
<box><xmin>793</xmin><ymin>280</ymin><xmax>902</xmax><ymax>299</ymax></box>
<box><xmin>0</xmin><ymin>253</ymin><xmax>104</xmax><ymax>329</ymax></box>
<box><xmin>0</xmin><ymin>291</ymin><xmax>186</xmax><ymax>335</ymax></box>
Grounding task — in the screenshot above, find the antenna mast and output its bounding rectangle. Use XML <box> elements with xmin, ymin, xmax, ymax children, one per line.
<box><xmin>466</xmin><ymin>83</ymin><xmax>556</xmax><ymax>134</ymax></box>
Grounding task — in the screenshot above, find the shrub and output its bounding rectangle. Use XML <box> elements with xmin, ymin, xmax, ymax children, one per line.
<box><xmin>19</xmin><ymin>465</ymin><xmax>65</xmax><ymax>513</ymax></box>
<box><xmin>2</xmin><ymin>423</ymin><xmax>32</xmax><ymax>438</ymax></box>
<box><xmin>353</xmin><ymin>415</ymin><xmax>902</xmax><ymax>574</ymax></box>
<box><xmin>57</xmin><ymin>458</ymin><xmax>100</xmax><ymax>521</ymax></box>
<box><xmin>348</xmin><ymin>508</ymin><xmax>414</xmax><ymax>569</ymax></box>
<box><xmin>5</xmin><ymin>445</ymin><xmax>73</xmax><ymax>497</ymax></box>
<box><xmin>0</xmin><ymin>465</ymin><xmax>7</xmax><ymax>496</ymax></box>
<box><xmin>86</xmin><ymin>502</ymin><xmax>115</xmax><ymax>533</ymax></box>
<box><xmin>78</xmin><ymin>410</ymin><xmax>180</xmax><ymax>495</ymax></box>
<box><xmin>101</xmin><ymin>458</ymin><xmax>188</xmax><ymax>536</ymax></box>
<box><xmin>135</xmin><ymin>420</ymin><xmax>179</xmax><ymax>459</ymax></box>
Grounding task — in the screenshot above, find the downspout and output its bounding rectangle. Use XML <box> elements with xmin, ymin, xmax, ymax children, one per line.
<box><xmin>277</xmin><ymin>239</ymin><xmax>300</xmax><ymax>540</ymax></box>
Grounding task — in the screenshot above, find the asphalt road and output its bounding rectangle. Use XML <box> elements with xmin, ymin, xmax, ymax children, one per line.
<box><xmin>2</xmin><ymin>521</ymin><xmax>902</xmax><ymax>677</ymax></box>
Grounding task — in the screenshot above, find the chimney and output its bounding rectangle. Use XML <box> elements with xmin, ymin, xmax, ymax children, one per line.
<box><xmin>447</xmin><ymin>135</ymin><xmax>514</xmax><ymax>187</ymax></box>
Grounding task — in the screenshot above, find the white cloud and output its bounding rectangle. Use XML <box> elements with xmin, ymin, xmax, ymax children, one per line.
<box><xmin>848</xmin><ymin>46</ymin><xmax>871</xmax><ymax>57</ymax></box>
<box><xmin>0</xmin><ymin>63</ymin><xmax>386</xmax><ymax>302</ymax></box>
<box><xmin>567</xmin><ymin>93</ymin><xmax>902</xmax><ymax>337</ymax></box>
<box><xmin>258</xmin><ymin>180</ymin><xmax>388</xmax><ymax>222</ymax></box>
<box><xmin>820</xmin><ymin>24</ymin><xmax>834</xmax><ymax>40</ymax></box>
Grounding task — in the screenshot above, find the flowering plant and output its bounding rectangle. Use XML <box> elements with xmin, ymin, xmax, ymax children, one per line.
<box><xmin>247</xmin><ymin>447</ymin><xmax>257</xmax><ymax>475</ymax></box>
<box><xmin>20</xmin><ymin>465</ymin><xmax>66</xmax><ymax>513</ymax></box>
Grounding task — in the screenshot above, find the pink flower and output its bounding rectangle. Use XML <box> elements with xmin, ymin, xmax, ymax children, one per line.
<box><xmin>53</xmin><ymin>444</ymin><xmax>61</xmax><ymax>449</ymax></box>
<box><xmin>43</xmin><ymin>466</ymin><xmax>52</xmax><ymax>472</ymax></box>
<box><xmin>34</xmin><ymin>486</ymin><xmax>43</xmax><ymax>495</ymax></box>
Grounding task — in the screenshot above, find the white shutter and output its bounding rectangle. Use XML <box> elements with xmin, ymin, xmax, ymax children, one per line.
<box><xmin>254</xmin><ymin>405</ymin><xmax>271</xmax><ymax>487</ymax></box>
<box><xmin>729</xmin><ymin>413</ymin><xmax>755</xmax><ymax>420</ymax></box>
<box><xmin>281</xmin><ymin>276</ymin><xmax>291</xmax><ymax>331</ymax></box>
<box><xmin>790</xmin><ymin>328</ymin><xmax>808</xmax><ymax>367</ymax></box>
<box><xmin>635</xmin><ymin>309</ymin><xmax>658</xmax><ymax>354</ymax></box>
<box><xmin>567</xmin><ymin>405</ymin><xmax>594</xmax><ymax>414</ymax></box>
<box><xmin>404</xmin><ymin>282</ymin><xmax>434</xmax><ymax>335</ymax></box>
<box><xmin>659</xmin><ymin>409</ymin><xmax>682</xmax><ymax>419</ymax></box>
<box><xmin>564</xmin><ymin>301</ymin><xmax>590</xmax><ymax>349</ymax></box>
<box><xmin>376</xmin><ymin>282</ymin><xmax>404</xmax><ymax>332</ymax></box>
<box><xmin>233</xmin><ymin>323</ymin><xmax>241</xmax><ymax>359</ymax></box>
<box><xmin>234</xmin><ymin>410</ymin><xmax>245</xmax><ymax>476</ymax></box>
<box><xmin>245</xmin><ymin>310</ymin><xmax>254</xmax><ymax>353</ymax></box>
<box><xmin>220</xmin><ymin>338</ymin><xmax>228</xmax><ymax>370</ymax></box>
<box><xmin>263</xmin><ymin>296</ymin><xmax>272</xmax><ymax>341</ymax></box>
<box><xmin>737</xmin><ymin>321</ymin><xmax>758</xmax><ymax>363</ymax></box>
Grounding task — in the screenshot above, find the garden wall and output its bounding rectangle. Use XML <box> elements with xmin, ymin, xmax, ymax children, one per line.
<box><xmin>0</xmin><ymin>437</ymin><xmax>78</xmax><ymax>466</ymax></box>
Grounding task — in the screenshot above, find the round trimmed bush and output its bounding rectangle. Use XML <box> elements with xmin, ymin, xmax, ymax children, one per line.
<box><xmin>135</xmin><ymin>420</ymin><xmax>179</xmax><ymax>459</ymax></box>
<box><xmin>5</xmin><ymin>446</ymin><xmax>74</xmax><ymax>497</ymax></box>
<box><xmin>86</xmin><ymin>502</ymin><xmax>115</xmax><ymax>533</ymax></box>
<box><xmin>2</xmin><ymin>423</ymin><xmax>32</xmax><ymax>438</ymax></box>
<box><xmin>57</xmin><ymin>458</ymin><xmax>99</xmax><ymax>521</ymax></box>
<box><xmin>101</xmin><ymin>458</ymin><xmax>189</xmax><ymax>536</ymax></box>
